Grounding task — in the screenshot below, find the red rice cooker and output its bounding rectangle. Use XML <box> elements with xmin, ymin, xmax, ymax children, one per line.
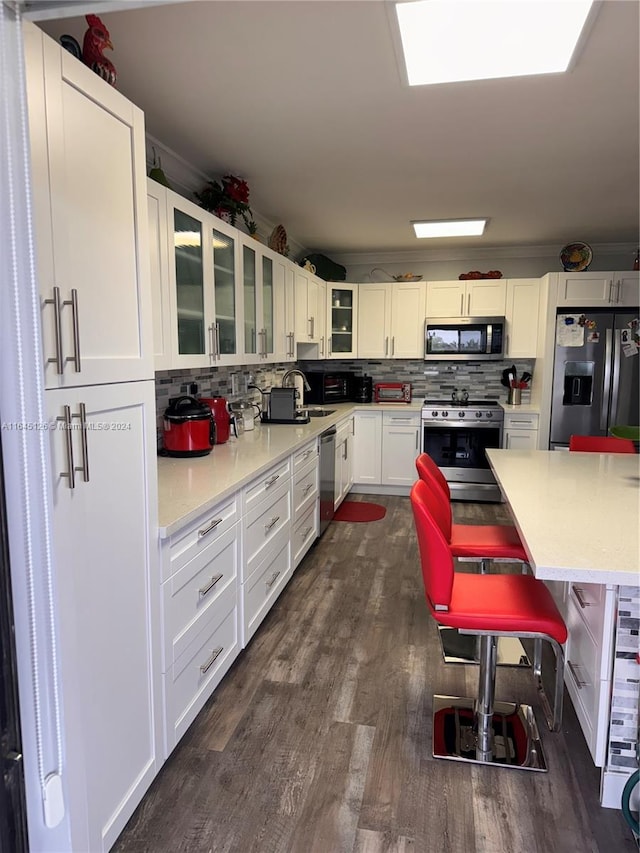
<box><xmin>162</xmin><ymin>396</ymin><xmax>216</xmax><ymax>457</ymax></box>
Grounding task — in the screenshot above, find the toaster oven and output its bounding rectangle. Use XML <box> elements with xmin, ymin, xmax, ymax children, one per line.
<box><xmin>374</xmin><ymin>382</ymin><xmax>412</xmax><ymax>403</ymax></box>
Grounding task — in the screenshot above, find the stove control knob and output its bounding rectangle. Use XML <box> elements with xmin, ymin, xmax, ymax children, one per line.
<box><xmin>441</xmin><ymin>410</ymin><xmax>448</xmax><ymax>417</ymax></box>
<box><xmin>486</xmin><ymin>411</ymin><xmax>493</xmax><ymax>418</ymax></box>
<box><xmin>459</xmin><ymin>411</ymin><xmax>465</xmax><ymax>417</ymax></box>
<box><xmin>431</xmin><ymin>410</ymin><xmax>438</xmax><ymax>417</ymax></box>
<box><xmin>475</xmin><ymin>411</ymin><xmax>482</xmax><ymax>418</ymax></box>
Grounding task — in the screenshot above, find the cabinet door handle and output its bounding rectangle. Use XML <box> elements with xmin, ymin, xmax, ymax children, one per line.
<box><xmin>415</xmin><ymin>430</ymin><xmax>419</xmax><ymax>450</ymax></box>
<box><xmin>199</xmin><ymin>573</ymin><xmax>223</xmax><ymax>599</ymax></box>
<box><xmin>200</xmin><ymin>646</ymin><xmax>223</xmax><ymax>675</ymax></box>
<box><xmin>215</xmin><ymin>322</ymin><xmax>221</xmax><ymax>358</ymax></box>
<box><xmin>616</xmin><ymin>279</ymin><xmax>621</xmax><ymax>303</ymax></box>
<box><xmin>328</xmin><ymin>337</ymin><xmax>332</xmax><ymax>356</ymax></box>
<box><xmin>567</xmin><ymin>660</ymin><xmax>587</xmax><ymax>688</ymax></box>
<box><xmin>343</xmin><ymin>441</ymin><xmax>348</xmax><ymax>460</ymax></box>
<box><xmin>385</xmin><ymin>336</ymin><xmax>389</xmax><ymax>356</ymax></box>
<box><xmin>44</xmin><ymin>286</ymin><xmax>64</xmax><ymax>374</ymax></box>
<box><xmin>72</xmin><ymin>402</ymin><xmax>90</xmax><ymax>482</ymax></box>
<box><xmin>460</xmin><ymin>294</ymin><xmax>464</xmax><ymax>315</ymax></box>
<box><xmin>302</xmin><ymin>526</ymin><xmax>313</xmax><ymax>540</ymax></box>
<box><xmin>467</xmin><ymin>293</ymin><xmax>471</xmax><ymax>315</ymax></box>
<box><xmin>198</xmin><ymin>517</ymin><xmax>223</xmax><ymax>538</ymax></box>
<box><xmin>265</xmin><ymin>570</ymin><xmax>280</xmax><ymax>588</ymax></box>
<box><xmin>265</xmin><ymin>474</ymin><xmax>279</xmax><ymax>488</ymax></box>
<box><xmin>391</xmin><ymin>336</ymin><xmax>395</xmax><ymax>356</ymax></box>
<box><xmin>310</xmin><ymin>316</ymin><xmax>315</xmax><ymax>339</ymax></box>
<box><xmin>264</xmin><ymin>515</ymin><xmax>280</xmax><ymax>532</ymax></box>
<box><xmin>572</xmin><ymin>586</ymin><xmax>591</xmax><ymax>609</ymax></box>
<box><xmin>608</xmin><ymin>280</ymin><xmax>614</xmax><ymax>303</ymax></box>
<box><xmin>57</xmin><ymin>405</ymin><xmax>75</xmax><ymax>489</ymax></box>
<box><xmin>505</xmin><ymin>333</ymin><xmax>510</xmax><ymax>356</ymax></box>
<box><xmin>65</xmin><ymin>289</ymin><xmax>81</xmax><ymax>372</ymax></box>
<box><xmin>208</xmin><ymin>324</ymin><xmax>216</xmax><ymax>360</ymax></box>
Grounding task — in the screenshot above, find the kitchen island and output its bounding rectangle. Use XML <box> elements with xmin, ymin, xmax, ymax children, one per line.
<box><xmin>486</xmin><ymin>448</ymin><xmax>640</xmax><ymax>809</ymax></box>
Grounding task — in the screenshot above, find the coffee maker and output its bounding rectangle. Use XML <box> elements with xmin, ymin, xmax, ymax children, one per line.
<box><xmin>353</xmin><ymin>374</ymin><xmax>373</xmax><ymax>403</ymax></box>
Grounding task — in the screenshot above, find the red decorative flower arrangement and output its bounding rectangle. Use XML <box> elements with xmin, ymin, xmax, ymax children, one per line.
<box><xmin>195</xmin><ymin>175</ymin><xmax>257</xmax><ymax>234</ymax></box>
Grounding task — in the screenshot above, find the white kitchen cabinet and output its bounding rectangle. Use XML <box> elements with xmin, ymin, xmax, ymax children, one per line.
<box><xmin>502</xmin><ymin>411</ymin><xmax>539</xmax><ymax>450</ymax></box>
<box><xmin>381</xmin><ymin>411</ymin><xmax>421</xmax><ymax>486</ymax></box>
<box><xmin>292</xmin><ymin>440</ymin><xmax>319</xmax><ymax>567</ymax></box>
<box><xmin>26</xmin><ymin>31</ymin><xmax>153</xmax><ymax>388</ymax></box>
<box><xmin>46</xmin><ymin>380</ymin><xmax>161</xmax><ymax>852</ymax></box>
<box><xmin>352</xmin><ymin>411</ymin><xmax>383</xmax><ymax>484</ymax></box>
<box><xmin>505</xmin><ymin>278</ymin><xmax>540</xmax><ymax>359</ymax></box>
<box><xmin>147</xmin><ymin>180</ymin><xmax>173</xmax><ymax>370</ymax></box>
<box><xmin>272</xmin><ymin>258</ymin><xmax>296</xmax><ymax>362</ymax></box>
<box><xmin>327</xmin><ymin>284</ymin><xmax>358</xmax><ymax>358</ymax></box>
<box><xmin>295</xmin><ymin>269</ymin><xmax>327</xmax><ymax>356</ymax></box>
<box><xmin>241</xmin><ymin>237</ymin><xmax>285</xmax><ymax>363</ymax></box>
<box><xmin>334</xmin><ymin>415</ymin><xmax>354</xmax><ymax>509</ymax></box>
<box><xmin>556</xmin><ymin>271</ymin><xmax>640</xmax><ymax>308</ymax></box>
<box><xmin>357</xmin><ymin>281</ymin><xmax>426</xmax><ymax>358</ymax></box>
<box><xmin>426</xmin><ymin>279</ymin><xmax>506</xmax><ymax>318</ymax></box>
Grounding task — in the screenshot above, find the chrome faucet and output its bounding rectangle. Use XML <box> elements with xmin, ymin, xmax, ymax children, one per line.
<box><xmin>281</xmin><ymin>368</ymin><xmax>311</xmax><ymax>391</ymax></box>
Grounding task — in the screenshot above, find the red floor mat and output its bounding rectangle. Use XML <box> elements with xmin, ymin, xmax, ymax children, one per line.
<box><xmin>333</xmin><ymin>501</ymin><xmax>386</xmax><ymax>523</ymax></box>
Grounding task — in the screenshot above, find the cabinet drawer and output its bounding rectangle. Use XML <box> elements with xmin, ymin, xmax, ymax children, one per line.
<box><xmin>382</xmin><ymin>411</ymin><xmax>420</xmax><ymax>427</ymax></box>
<box><xmin>568</xmin><ymin>582</ymin><xmax>605</xmax><ymax>645</ymax></box>
<box><xmin>243</xmin><ymin>527</ymin><xmax>291</xmax><ymax>645</ymax></box>
<box><xmin>293</xmin><ymin>502</ymin><xmax>317</xmax><ymax>568</ymax></box>
<box><xmin>243</xmin><ymin>481</ymin><xmax>291</xmax><ymax>581</ymax></box>
<box><xmin>503</xmin><ymin>412</ymin><xmax>539</xmax><ymax>430</ymax></box>
<box><xmin>566</xmin><ymin>596</ymin><xmax>599</xmax><ymax>717</ymax></box>
<box><xmin>243</xmin><ymin>458</ymin><xmax>291</xmax><ymax>513</ymax></box>
<box><xmin>167</xmin><ymin>495</ymin><xmax>238</xmax><ymax>581</ymax></box>
<box><xmin>292</xmin><ymin>439</ymin><xmax>317</xmax><ymax>472</ymax></box>
<box><xmin>163</xmin><ymin>527</ymin><xmax>239</xmax><ymax>670</ymax></box>
<box><xmin>165</xmin><ymin>599</ymin><xmax>239</xmax><ymax>751</ymax></box>
<box><xmin>293</xmin><ymin>457</ymin><xmax>318</xmax><ymax>520</ymax></box>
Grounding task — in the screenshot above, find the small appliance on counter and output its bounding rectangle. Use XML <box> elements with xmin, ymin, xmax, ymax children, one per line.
<box><xmin>304</xmin><ymin>371</ymin><xmax>354</xmax><ymax>405</ymax></box>
<box><xmin>353</xmin><ymin>374</ymin><xmax>373</xmax><ymax>403</ymax></box>
<box><xmin>229</xmin><ymin>399</ymin><xmax>258</xmax><ymax>432</ymax></box>
<box><xmin>374</xmin><ymin>382</ymin><xmax>412</xmax><ymax>403</ymax></box>
<box><xmin>199</xmin><ymin>396</ymin><xmax>231</xmax><ymax>444</ymax></box>
<box><xmin>162</xmin><ymin>396</ymin><xmax>216</xmax><ymax>457</ymax></box>
<box><xmin>261</xmin><ymin>388</ymin><xmax>310</xmax><ymax>424</ymax></box>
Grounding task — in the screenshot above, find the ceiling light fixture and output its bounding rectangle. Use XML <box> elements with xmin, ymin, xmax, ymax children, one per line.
<box><xmin>395</xmin><ymin>0</ymin><xmax>595</xmax><ymax>86</ymax></box>
<box><xmin>412</xmin><ymin>219</ymin><xmax>488</xmax><ymax>238</ymax></box>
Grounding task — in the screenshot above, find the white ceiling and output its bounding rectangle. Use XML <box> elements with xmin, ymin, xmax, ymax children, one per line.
<box><xmin>38</xmin><ymin>0</ymin><xmax>639</xmax><ymax>257</ymax></box>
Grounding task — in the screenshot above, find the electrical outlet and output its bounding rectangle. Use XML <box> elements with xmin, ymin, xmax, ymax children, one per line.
<box><xmin>231</xmin><ymin>372</ymin><xmax>247</xmax><ymax>395</ymax></box>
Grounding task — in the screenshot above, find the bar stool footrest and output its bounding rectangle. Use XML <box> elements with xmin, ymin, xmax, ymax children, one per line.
<box><xmin>432</xmin><ymin>695</ymin><xmax>548</xmax><ymax>772</ymax></box>
<box><xmin>438</xmin><ymin>627</ymin><xmax>531</xmax><ymax>667</ymax></box>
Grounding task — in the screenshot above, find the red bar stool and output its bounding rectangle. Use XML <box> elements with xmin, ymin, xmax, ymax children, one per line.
<box><xmin>416</xmin><ymin>453</ymin><xmax>530</xmax><ymax>665</ymax></box>
<box><xmin>410</xmin><ymin>479</ymin><xmax>567</xmax><ymax>771</ymax></box>
<box><xmin>569</xmin><ymin>434</ymin><xmax>636</xmax><ymax>453</ymax></box>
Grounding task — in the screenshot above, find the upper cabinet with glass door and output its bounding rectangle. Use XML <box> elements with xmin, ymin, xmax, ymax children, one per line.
<box><xmin>326</xmin><ymin>284</ymin><xmax>358</xmax><ymax>358</ymax></box>
<box><xmin>210</xmin><ymin>218</ymin><xmax>241</xmax><ymax>365</ymax></box>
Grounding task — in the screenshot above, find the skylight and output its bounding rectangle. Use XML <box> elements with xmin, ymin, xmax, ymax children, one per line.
<box><xmin>395</xmin><ymin>0</ymin><xmax>595</xmax><ymax>86</ymax></box>
<box><xmin>413</xmin><ymin>219</ymin><xmax>487</xmax><ymax>238</ymax></box>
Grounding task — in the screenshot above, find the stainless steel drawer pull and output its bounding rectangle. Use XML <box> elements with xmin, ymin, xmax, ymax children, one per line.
<box><xmin>265</xmin><ymin>474</ymin><xmax>279</xmax><ymax>487</ymax></box>
<box><xmin>199</xmin><ymin>646</ymin><xmax>223</xmax><ymax>675</ymax></box>
<box><xmin>199</xmin><ymin>573</ymin><xmax>223</xmax><ymax>599</ymax></box>
<box><xmin>567</xmin><ymin>660</ymin><xmax>587</xmax><ymax>688</ymax></box>
<box><xmin>57</xmin><ymin>405</ymin><xmax>75</xmax><ymax>489</ymax></box>
<box><xmin>73</xmin><ymin>402</ymin><xmax>90</xmax><ymax>482</ymax></box>
<box><xmin>44</xmin><ymin>286</ymin><xmax>64</xmax><ymax>373</ymax></box>
<box><xmin>198</xmin><ymin>517</ymin><xmax>223</xmax><ymax>538</ymax></box>
<box><xmin>62</xmin><ymin>289</ymin><xmax>81</xmax><ymax>372</ymax></box>
<box><xmin>302</xmin><ymin>526</ymin><xmax>313</xmax><ymax>539</ymax></box>
<box><xmin>265</xmin><ymin>571</ymin><xmax>280</xmax><ymax>588</ymax></box>
<box><xmin>303</xmin><ymin>449</ymin><xmax>313</xmax><ymax>459</ymax></box>
<box><xmin>572</xmin><ymin>586</ymin><xmax>591</xmax><ymax>609</ymax></box>
<box><xmin>264</xmin><ymin>516</ymin><xmax>280</xmax><ymax>532</ymax></box>
<box><xmin>302</xmin><ymin>483</ymin><xmax>314</xmax><ymax>495</ymax></box>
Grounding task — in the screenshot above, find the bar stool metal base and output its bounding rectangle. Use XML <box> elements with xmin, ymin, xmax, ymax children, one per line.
<box><xmin>432</xmin><ymin>695</ymin><xmax>547</xmax><ymax>771</ymax></box>
<box><xmin>438</xmin><ymin>626</ymin><xmax>531</xmax><ymax>667</ymax></box>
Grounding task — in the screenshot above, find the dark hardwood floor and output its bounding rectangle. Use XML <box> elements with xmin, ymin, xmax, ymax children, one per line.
<box><xmin>114</xmin><ymin>496</ymin><xmax>636</xmax><ymax>853</ymax></box>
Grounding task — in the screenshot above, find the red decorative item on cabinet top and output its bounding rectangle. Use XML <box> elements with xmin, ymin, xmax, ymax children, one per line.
<box><xmin>82</xmin><ymin>14</ymin><xmax>117</xmax><ymax>87</ymax></box>
<box><xmin>459</xmin><ymin>270</ymin><xmax>503</xmax><ymax>280</ymax></box>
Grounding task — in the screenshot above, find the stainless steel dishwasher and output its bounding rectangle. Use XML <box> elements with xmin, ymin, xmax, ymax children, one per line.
<box><xmin>319</xmin><ymin>425</ymin><xmax>337</xmax><ymax>535</ymax></box>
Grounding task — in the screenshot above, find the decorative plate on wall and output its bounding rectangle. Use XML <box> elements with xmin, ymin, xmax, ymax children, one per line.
<box><xmin>560</xmin><ymin>242</ymin><xmax>593</xmax><ymax>272</ymax></box>
<box><xmin>268</xmin><ymin>224</ymin><xmax>288</xmax><ymax>255</ymax></box>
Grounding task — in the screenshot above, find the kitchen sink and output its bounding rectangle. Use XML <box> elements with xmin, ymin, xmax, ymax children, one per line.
<box><xmin>306</xmin><ymin>408</ymin><xmax>336</xmax><ymax>418</ymax></box>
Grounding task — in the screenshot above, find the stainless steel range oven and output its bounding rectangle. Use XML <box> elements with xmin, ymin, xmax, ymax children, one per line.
<box><xmin>421</xmin><ymin>399</ymin><xmax>503</xmax><ymax>502</ymax></box>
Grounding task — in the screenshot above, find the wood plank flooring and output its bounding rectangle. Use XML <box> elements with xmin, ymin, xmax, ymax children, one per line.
<box><xmin>114</xmin><ymin>496</ymin><xmax>636</xmax><ymax>853</ymax></box>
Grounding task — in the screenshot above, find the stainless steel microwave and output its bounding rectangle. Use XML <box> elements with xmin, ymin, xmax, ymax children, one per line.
<box><xmin>424</xmin><ymin>317</ymin><xmax>505</xmax><ymax>361</ymax></box>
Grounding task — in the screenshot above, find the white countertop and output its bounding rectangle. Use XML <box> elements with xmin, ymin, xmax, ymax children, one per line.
<box><xmin>486</xmin><ymin>449</ymin><xmax>640</xmax><ymax>585</ymax></box>
<box><xmin>157</xmin><ymin>402</ymin><xmax>422</xmax><ymax>536</ymax></box>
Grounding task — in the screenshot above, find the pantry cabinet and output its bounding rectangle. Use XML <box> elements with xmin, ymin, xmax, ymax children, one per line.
<box><xmin>426</xmin><ymin>279</ymin><xmax>506</xmax><ymax>318</ymax></box>
<box><xmin>27</xmin><ymin>31</ymin><xmax>153</xmax><ymax>388</ymax></box>
<box><xmin>357</xmin><ymin>281</ymin><xmax>426</xmax><ymax>359</ymax></box>
<box><xmin>555</xmin><ymin>271</ymin><xmax>639</xmax><ymax>308</ymax></box>
<box><xmin>505</xmin><ymin>278</ymin><xmax>540</xmax><ymax>358</ymax></box>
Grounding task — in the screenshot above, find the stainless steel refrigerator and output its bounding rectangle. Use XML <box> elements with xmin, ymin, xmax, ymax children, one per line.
<box><xmin>550</xmin><ymin>309</ymin><xmax>639</xmax><ymax>449</ymax></box>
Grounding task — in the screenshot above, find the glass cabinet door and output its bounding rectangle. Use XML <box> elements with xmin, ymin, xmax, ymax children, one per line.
<box><xmin>329</xmin><ymin>286</ymin><xmax>355</xmax><ymax>355</ymax></box>
<box><xmin>174</xmin><ymin>209</ymin><xmax>205</xmax><ymax>355</ymax></box>
<box><xmin>212</xmin><ymin>227</ymin><xmax>237</xmax><ymax>357</ymax></box>
<box><xmin>243</xmin><ymin>244</ymin><xmax>257</xmax><ymax>355</ymax></box>
<box><xmin>262</xmin><ymin>255</ymin><xmax>274</xmax><ymax>356</ymax></box>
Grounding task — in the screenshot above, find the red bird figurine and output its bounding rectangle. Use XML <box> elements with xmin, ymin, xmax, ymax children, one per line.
<box><xmin>82</xmin><ymin>14</ymin><xmax>116</xmax><ymax>87</ymax></box>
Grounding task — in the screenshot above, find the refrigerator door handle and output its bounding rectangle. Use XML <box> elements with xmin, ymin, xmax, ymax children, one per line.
<box><xmin>600</xmin><ymin>329</ymin><xmax>613</xmax><ymax>430</ymax></box>
<box><xmin>609</xmin><ymin>327</ymin><xmax>622</xmax><ymax>427</ymax></box>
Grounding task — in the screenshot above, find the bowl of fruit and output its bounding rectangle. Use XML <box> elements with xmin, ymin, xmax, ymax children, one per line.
<box><xmin>392</xmin><ymin>272</ymin><xmax>422</xmax><ymax>282</ymax></box>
